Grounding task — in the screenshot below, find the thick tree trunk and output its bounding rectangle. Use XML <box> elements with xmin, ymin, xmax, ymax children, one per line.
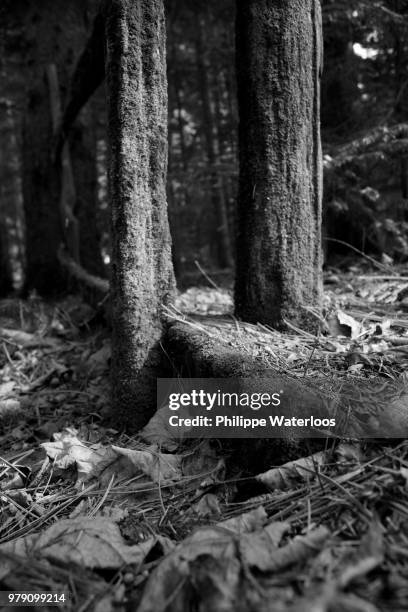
<box><xmin>234</xmin><ymin>0</ymin><xmax>323</xmax><ymax>328</ymax></box>
<box><xmin>21</xmin><ymin>1</ymin><xmax>88</xmax><ymax>296</ymax></box>
<box><xmin>105</xmin><ymin>0</ymin><xmax>175</xmax><ymax>430</ymax></box>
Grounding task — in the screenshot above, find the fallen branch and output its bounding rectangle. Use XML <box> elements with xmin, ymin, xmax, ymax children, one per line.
<box><xmin>58</xmin><ymin>247</ymin><xmax>109</xmax><ymax>295</ymax></box>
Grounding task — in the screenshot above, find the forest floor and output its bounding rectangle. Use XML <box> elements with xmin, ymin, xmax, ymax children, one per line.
<box><xmin>2</xmin><ymin>263</ymin><xmax>408</xmax><ymax>611</ymax></box>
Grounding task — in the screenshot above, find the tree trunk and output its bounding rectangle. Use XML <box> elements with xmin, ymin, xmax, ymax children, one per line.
<box><xmin>105</xmin><ymin>0</ymin><xmax>175</xmax><ymax>430</ymax></box>
<box><xmin>21</xmin><ymin>0</ymin><xmax>88</xmax><ymax>296</ymax></box>
<box><xmin>234</xmin><ymin>0</ymin><xmax>323</xmax><ymax>328</ymax></box>
<box><xmin>195</xmin><ymin>17</ymin><xmax>234</xmax><ymax>270</ymax></box>
<box><xmin>167</xmin><ymin>132</ymin><xmax>182</xmax><ymax>281</ymax></box>
<box><xmin>0</xmin><ymin>104</ymin><xmax>22</xmax><ymax>295</ymax></box>
<box><xmin>70</xmin><ymin>103</ymin><xmax>105</xmax><ymax>277</ymax></box>
<box><xmin>22</xmin><ymin>92</ymin><xmax>65</xmax><ymax>295</ymax></box>
<box><xmin>212</xmin><ymin>70</ymin><xmax>237</xmax><ymax>251</ymax></box>
<box><xmin>0</xmin><ymin>221</ymin><xmax>12</xmax><ymax>297</ymax></box>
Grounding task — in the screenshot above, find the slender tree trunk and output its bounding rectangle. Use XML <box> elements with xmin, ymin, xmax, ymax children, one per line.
<box><xmin>0</xmin><ymin>219</ymin><xmax>12</xmax><ymax>296</ymax></box>
<box><xmin>195</xmin><ymin>17</ymin><xmax>233</xmax><ymax>270</ymax></box>
<box><xmin>234</xmin><ymin>0</ymin><xmax>323</xmax><ymax>328</ymax></box>
<box><xmin>22</xmin><ymin>94</ymin><xmax>65</xmax><ymax>295</ymax></box>
<box><xmin>401</xmin><ymin>158</ymin><xmax>408</xmax><ymax>201</ymax></box>
<box><xmin>173</xmin><ymin>75</ymin><xmax>188</xmax><ymax>174</ymax></box>
<box><xmin>105</xmin><ymin>0</ymin><xmax>175</xmax><ymax>430</ymax></box>
<box><xmin>392</xmin><ymin>18</ymin><xmax>408</xmax><ymax>202</ymax></box>
<box><xmin>212</xmin><ymin>71</ymin><xmax>237</xmax><ymax>250</ymax></box>
<box><xmin>21</xmin><ymin>0</ymin><xmax>88</xmax><ymax>296</ymax></box>
<box><xmin>167</xmin><ymin>133</ymin><xmax>181</xmax><ymax>280</ymax></box>
<box><xmin>70</xmin><ymin>104</ymin><xmax>105</xmax><ymax>277</ymax></box>
<box><xmin>0</xmin><ymin>105</ymin><xmax>23</xmax><ymax>294</ymax></box>
<box><xmin>6</xmin><ymin>109</ymin><xmax>25</xmax><ymax>287</ymax></box>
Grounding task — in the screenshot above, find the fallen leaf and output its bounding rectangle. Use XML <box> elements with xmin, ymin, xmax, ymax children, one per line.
<box><xmin>239</xmin><ymin>521</ymin><xmax>291</xmax><ymax>570</ymax></box>
<box><xmin>258</xmin><ymin>526</ymin><xmax>330</xmax><ymax>572</ymax></box>
<box><xmin>111</xmin><ymin>445</ymin><xmax>183</xmax><ymax>482</ymax></box>
<box><xmin>137</xmin><ymin>518</ymin><xmax>327</xmax><ymax>612</ymax></box>
<box><xmin>256</xmin><ymin>451</ymin><xmax>327</xmax><ymax>490</ymax></box>
<box><xmin>335</xmin><ymin>442</ymin><xmax>364</xmax><ymax>468</ymax></box>
<box><xmin>192</xmin><ymin>493</ymin><xmax>222</xmax><ymax>518</ymax></box>
<box><xmin>218</xmin><ymin>507</ymin><xmax>268</xmax><ymax>532</ymax></box>
<box><xmin>327</xmin><ymin>310</ymin><xmax>360</xmax><ymax>339</ymax></box>
<box><xmin>0</xmin><ymin>517</ymin><xmax>174</xmax><ymax>570</ymax></box>
<box><xmin>338</xmin><ymin>521</ymin><xmax>384</xmax><ymax>588</ymax></box>
<box><xmin>42</xmin><ymin>429</ymin><xmax>117</xmax><ymax>484</ymax></box>
<box><xmin>188</xmin><ymin>554</ymin><xmax>241</xmax><ymax>612</ymax></box>
<box><xmin>140</xmin><ymin>406</ymin><xmax>182</xmax><ymax>451</ymax></box>
<box><xmin>0</xmin><ymin>382</ymin><xmax>16</xmax><ymax>397</ymax></box>
<box><xmin>87</xmin><ymin>344</ymin><xmax>111</xmax><ymax>375</ymax></box>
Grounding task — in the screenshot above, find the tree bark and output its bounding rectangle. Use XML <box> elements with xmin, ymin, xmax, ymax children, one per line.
<box><xmin>105</xmin><ymin>0</ymin><xmax>175</xmax><ymax>430</ymax></box>
<box><xmin>57</xmin><ymin>10</ymin><xmax>105</xmax><ymax>152</ymax></box>
<box><xmin>195</xmin><ymin>16</ymin><xmax>234</xmax><ymax>270</ymax></box>
<box><xmin>70</xmin><ymin>103</ymin><xmax>105</xmax><ymax>277</ymax></box>
<box><xmin>0</xmin><ymin>222</ymin><xmax>12</xmax><ymax>297</ymax></box>
<box><xmin>234</xmin><ymin>0</ymin><xmax>323</xmax><ymax>328</ymax></box>
<box><xmin>0</xmin><ymin>104</ymin><xmax>22</xmax><ymax>295</ymax></box>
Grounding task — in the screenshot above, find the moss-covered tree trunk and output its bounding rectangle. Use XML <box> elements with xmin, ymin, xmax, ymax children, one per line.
<box><xmin>105</xmin><ymin>0</ymin><xmax>175</xmax><ymax>430</ymax></box>
<box><xmin>234</xmin><ymin>0</ymin><xmax>323</xmax><ymax>328</ymax></box>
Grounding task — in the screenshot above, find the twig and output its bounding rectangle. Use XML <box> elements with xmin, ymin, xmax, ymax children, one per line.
<box><xmin>194</xmin><ymin>260</ymin><xmax>221</xmax><ymax>290</ymax></box>
<box><xmin>357</xmin><ymin>274</ymin><xmax>407</xmax><ymax>281</ymax></box>
<box><xmin>323</xmin><ymin>238</ymin><xmax>392</xmax><ymax>272</ymax></box>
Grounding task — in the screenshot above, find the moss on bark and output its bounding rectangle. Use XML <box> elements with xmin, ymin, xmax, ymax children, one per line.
<box><xmin>234</xmin><ymin>0</ymin><xmax>323</xmax><ymax>328</ymax></box>
<box><xmin>105</xmin><ymin>0</ymin><xmax>175</xmax><ymax>430</ymax></box>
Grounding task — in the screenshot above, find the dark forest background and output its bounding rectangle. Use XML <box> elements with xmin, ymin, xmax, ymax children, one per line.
<box><xmin>1</xmin><ymin>0</ymin><xmax>408</xmax><ymax>295</ymax></box>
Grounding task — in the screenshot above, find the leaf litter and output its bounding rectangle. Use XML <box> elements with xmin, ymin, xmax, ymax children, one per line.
<box><xmin>1</xmin><ymin>269</ymin><xmax>408</xmax><ymax>609</ymax></box>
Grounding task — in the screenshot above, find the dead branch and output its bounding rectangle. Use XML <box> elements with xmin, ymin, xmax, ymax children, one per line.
<box><xmin>58</xmin><ymin>246</ymin><xmax>109</xmax><ymax>295</ymax></box>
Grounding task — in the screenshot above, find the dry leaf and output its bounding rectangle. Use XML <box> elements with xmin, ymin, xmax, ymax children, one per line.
<box><xmin>338</xmin><ymin>521</ymin><xmax>384</xmax><ymax>588</ymax></box>
<box><xmin>239</xmin><ymin>521</ymin><xmax>291</xmax><ymax>570</ymax></box>
<box><xmin>0</xmin><ymin>382</ymin><xmax>16</xmax><ymax>398</ymax></box>
<box><xmin>327</xmin><ymin>311</ymin><xmax>360</xmax><ymax>339</ymax></box>
<box><xmin>188</xmin><ymin>554</ymin><xmax>241</xmax><ymax>612</ymax></box>
<box><xmin>140</xmin><ymin>405</ymin><xmax>182</xmax><ymax>451</ymax></box>
<box><xmin>218</xmin><ymin>507</ymin><xmax>268</xmax><ymax>532</ymax></box>
<box><xmin>86</xmin><ymin>344</ymin><xmax>111</xmax><ymax>375</ymax></box>
<box><xmin>138</xmin><ymin>517</ymin><xmax>326</xmax><ymax>612</ymax></box>
<box><xmin>42</xmin><ymin>429</ymin><xmax>117</xmax><ymax>484</ymax></box>
<box><xmin>0</xmin><ymin>517</ymin><xmax>173</xmax><ymax>570</ymax></box>
<box><xmin>111</xmin><ymin>445</ymin><xmax>183</xmax><ymax>482</ymax></box>
<box><xmin>256</xmin><ymin>451</ymin><xmax>327</xmax><ymax>490</ymax></box>
<box><xmin>337</xmin><ymin>311</ymin><xmax>361</xmax><ymax>339</ymax></box>
<box><xmin>192</xmin><ymin>493</ymin><xmax>222</xmax><ymax>518</ymax></box>
<box><xmin>335</xmin><ymin>443</ymin><xmax>364</xmax><ymax>468</ymax></box>
<box><xmin>260</xmin><ymin>526</ymin><xmax>330</xmax><ymax>572</ymax></box>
